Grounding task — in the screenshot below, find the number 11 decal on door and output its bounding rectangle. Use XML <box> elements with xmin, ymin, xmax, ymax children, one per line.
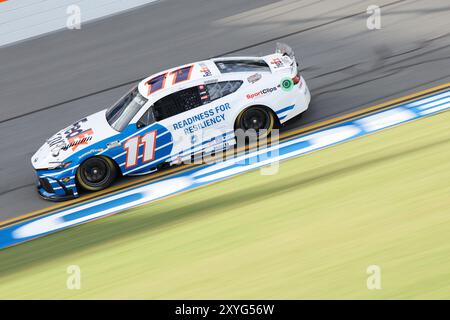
<box><xmin>124</xmin><ymin>131</ymin><xmax>157</xmax><ymax>169</ymax></box>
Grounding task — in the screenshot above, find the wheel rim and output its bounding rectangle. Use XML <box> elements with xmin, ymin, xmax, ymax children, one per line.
<box><xmin>81</xmin><ymin>158</ymin><xmax>110</xmax><ymax>187</ymax></box>
<box><xmin>241</xmin><ymin>108</ymin><xmax>271</xmax><ymax>131</ymax></box>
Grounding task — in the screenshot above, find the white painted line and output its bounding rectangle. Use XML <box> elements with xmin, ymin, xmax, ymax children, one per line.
<box><xmin>417</xmin><ymin>97</ymin><xmax>450</xmax><ymax>110</ymax></box>
<box><xmin>419</xmin><ymin>102</ymin><xmax>450</xmax><ymax>115</ymax></box>
<box><xmin>407</xmin><ymin>91</ymin><xmax>450</xmax><ymax>107</ymax></box>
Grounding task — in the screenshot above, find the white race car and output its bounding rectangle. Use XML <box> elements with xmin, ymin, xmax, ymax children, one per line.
<box><xmin>31</xmin><ymin>43</ymin><xmax>311</xmax><ymax>200</ymax></box>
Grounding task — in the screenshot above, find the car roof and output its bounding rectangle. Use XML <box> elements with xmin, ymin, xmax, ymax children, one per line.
<box><xmin>137</xmin><ymin>56</ymin><xmax>279</xmax><ymax>100</ymax></box>
<box><xmin>138</xmin><ymin>60</ymin><xmax>221</xmax><ymax>99</ymax></box>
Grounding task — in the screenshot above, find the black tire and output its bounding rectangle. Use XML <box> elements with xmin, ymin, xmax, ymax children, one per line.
<box><xmin>235</xmin><ymin>106</ymin><xmax>276</xmax><ymax>139</ymax></box>
<box><xmin>76</xmin><ymin>156</ymin><xmax>117</xmax><ymax>191</ymax></box>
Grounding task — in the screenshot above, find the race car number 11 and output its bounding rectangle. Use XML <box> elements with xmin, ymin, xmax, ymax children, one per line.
<box><xmin>145</xmin><ymin>65</ymin><xmax>194</xmax><ymax>95</ymax></box>
<box><xmin>123</xmin><ymin>131</ymin><xmax>157</xmax><ymax>169</ymax></box>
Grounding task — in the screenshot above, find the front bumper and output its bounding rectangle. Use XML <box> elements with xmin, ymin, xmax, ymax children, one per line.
<box><xmin>35</xmin><ymin>169</ymin><xmax>79</xmax><ymax>201</ymax></box>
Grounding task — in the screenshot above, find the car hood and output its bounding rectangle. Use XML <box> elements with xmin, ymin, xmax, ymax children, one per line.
<box><xmin>31</xmin><ymin>109</ymin><xmax>117</xmax><ymax>170</ymax></box>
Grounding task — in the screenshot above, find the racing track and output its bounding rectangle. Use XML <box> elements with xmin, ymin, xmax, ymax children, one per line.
<box><xmin>1</xmin><ymin>0</ymin><xmax>450</xmax><ymax>222</ymax></box>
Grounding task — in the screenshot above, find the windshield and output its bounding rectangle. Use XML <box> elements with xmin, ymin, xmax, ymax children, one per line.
<box><xmin>106</xmin><ymin>87</ymin><xmax>148</xmax><ymax>131</ymax></box>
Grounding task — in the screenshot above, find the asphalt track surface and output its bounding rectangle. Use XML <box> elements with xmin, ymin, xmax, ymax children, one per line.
<box><xmin>0</xmin><ymin>0</ymin><xmax>449</xmax><ymax>222</ymax></box>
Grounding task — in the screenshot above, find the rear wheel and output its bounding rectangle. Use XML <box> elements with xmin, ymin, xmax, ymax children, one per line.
<box><xmin>76</xmin><ymin>156</ymin><xmax>117</xmax><ymax>191</ymax></box>
<box><xmin>235</xmin><ymin>106</ymin><xmax>276</xmax><ymax>139</ymax></box>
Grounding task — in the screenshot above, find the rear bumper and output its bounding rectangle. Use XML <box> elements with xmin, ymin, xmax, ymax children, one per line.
<box><xmin>277</xmin><ymin>77</ymin><xmax>311</xmax><ymax>123</ymax></box>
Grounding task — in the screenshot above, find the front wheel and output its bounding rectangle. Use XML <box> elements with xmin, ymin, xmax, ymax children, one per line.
<box><xmin>235</xmin><ymin>106</ymin><xmax>276</xmax><ymax>139</ymax></box>
<box><xmin>76</xmin><ymin>156</ymin><xmax>117</xmax><ymax>191</ymax></box>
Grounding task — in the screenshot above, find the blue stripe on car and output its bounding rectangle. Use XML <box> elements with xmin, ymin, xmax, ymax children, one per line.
<box><xmin>276</xmin><ymin>105</ymin><xmax>295</xmax><ymax>115</ymax></box>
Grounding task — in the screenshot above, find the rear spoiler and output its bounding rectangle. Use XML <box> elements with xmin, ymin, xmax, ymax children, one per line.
<box><xmin>275</xmin><ymin>42</ymin><xmax>298</xmax><ymax>67</ymax></box>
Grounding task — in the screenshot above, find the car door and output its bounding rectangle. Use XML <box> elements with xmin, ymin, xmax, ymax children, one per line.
<box><xmin>116</xmin><ymin>81</ymin><xmax>244</xmax><ymax>174</ymax></box>
<box><xmin>114</xmin><ymin>101</ymin><xmax>173</xmax><ymax>176</ymax></box>
<box><xmin>196</xmin><ymin>80</ymin><xmax>244</xmax><ymax>155</ymax></box>
<box><xmin>155</xmin><ymin>85</ymin><xmax>230</xmax><ymax>163</ymax></box>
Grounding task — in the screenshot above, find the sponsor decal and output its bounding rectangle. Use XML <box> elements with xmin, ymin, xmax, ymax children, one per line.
<box><xmin>61</xmin><ymin>177</ymin><xmax>72</xmax><ymax>183</ymax></box>
<box><xmin>199</xmin><ymin>63</ymin><xmax>212</xmax><ymax>77</ymax></box>
<box><xmin>280</xmin><ymin>77</ymin><xmax>294</xmax><ymax>91</ymax></box>
<box><xmin>48</xmin><ymin>118</ymin><xmax>93</xmax><ymax>155</ymax></box>
<box><xmin>247</xmin><ymin>73</ymin><xmax>262</xmax><ymax>84</ymax></box>
<box><xmin>246</xmin><ymin>87</ymin><xmax>277</xmax><ymax>99</ymax></box>
<box><xmin>47</xmin><ymin>133</ymin><xmax>66</xmax><ymax>155</ymax></box>
<box><xmin>62</xmin><ymin>129</ymin><xmax>94</xmax><ymax>151</ymax></box>
<box><xmin>64</xmin><ymin>118</ymin><xmax>88</xmax><ymax>139</ymax></box>
<box><xmin>106</xmin><ymin>140</ymin><xmax>121</xmax><ymax>149</ymax></box>
<box><xmin>270</xmin><ymin>57</ymin><xmax>284</xmax><ymax>68</ymax></box>
<box><xmin>172</xmin><ymin>103</ymin><xmax>231</xmax><ymax>135</ymax></box>
<box><xmin>199</xmin><ymin>84</ymin><xmax>210</xmax><ymax>102</ymax></box>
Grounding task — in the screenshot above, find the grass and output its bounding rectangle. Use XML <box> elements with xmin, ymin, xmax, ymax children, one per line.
<box><xmin>0</xmin><ymin>111</ymin><xmax>449</xmax><ymax>299</ymax></box>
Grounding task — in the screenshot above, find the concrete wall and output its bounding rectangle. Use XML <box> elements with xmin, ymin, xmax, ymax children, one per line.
<box><xmin>0</xmin><ymin>0</ymin><xmax>158</xmax><ymax>47</ymax></box>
